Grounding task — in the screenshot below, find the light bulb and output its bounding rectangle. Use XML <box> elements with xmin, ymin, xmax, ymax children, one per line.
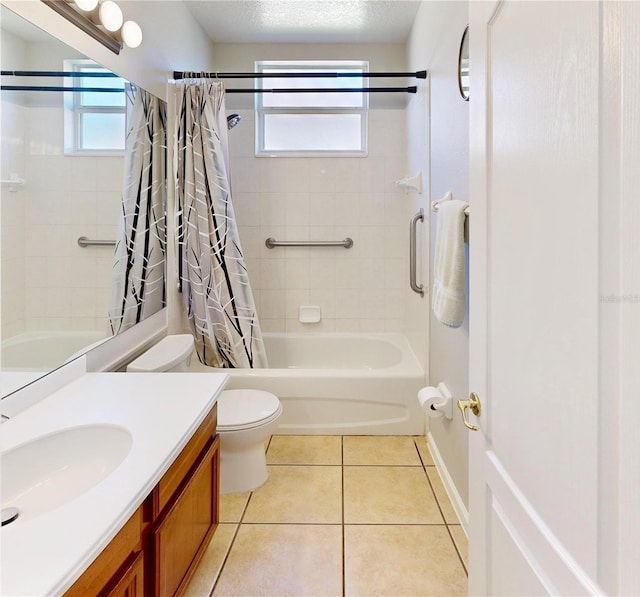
<box><xmin>121</xmin><ymin>21</ymin><xmax>143</xmax><ymax>48</ymax></box>
<box><xmin>99</xmin><ymin>0</ymin><xmax>123</xmax><ymax>32</ymax></box>
<box><xmin>74</xmin><ymin>0</ymin><xmax>98</xmax><ymax>11</ymax></box>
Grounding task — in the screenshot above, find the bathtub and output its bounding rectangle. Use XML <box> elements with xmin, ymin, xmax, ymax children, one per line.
<box><xmin>189</xmin><ymin>333</ymin><xmax>426</xmax><ymax>435</ymax></box>
<box><xmin>1</xmin><ymin>330</ymin><xmax>107</xmax><ymax>372</ymax></box>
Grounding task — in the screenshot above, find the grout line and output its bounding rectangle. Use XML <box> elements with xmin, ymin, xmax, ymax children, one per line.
<box><xmin>341</xmin><ymin>435</ymin><xmax>346</xmax><ymax>597</ymax></box>
<box><xmin>446</xmin><ymin>523</ymin><xmax>469</xmax><ymax>577</ymax></box>
<box><xmin>209</xmin><ymin>521</ymin><xmax>243</xmax><ymax>596</ymax></box>
<box><xmin>422</xmin><ymin>459</ymin><xmax>448</xmax><ymax>525</ymax></box>
<box><xmin>211</xmin><ymin>490</ymin><xmax>254</xmax><ymax>594</ymax></box>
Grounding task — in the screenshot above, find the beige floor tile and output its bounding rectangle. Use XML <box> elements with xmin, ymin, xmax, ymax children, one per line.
<box><xmin>343</xmin><ymin>436</ymin><xmax>423</xmax><ymax>466</ymax></box>
<box><xmin>449</xmin><ymin>525</ymin><xmax>468</xmax><ymax>571</ymax></box>
<box><xmin>219</xmin><ymin>492</ymin><xmax>250</xmax><ymax>523</ymax></box>
<box><xmin>426</xmin><ymin>467</ymin><xmax>459</xmax><ymax>524</ymax></box>
<box><xmin>414</xmin><ymin>435</ymin><xmax>435</xmax><ymax>465</ymax></box>
<box><xmin>344</xmin><ymin>466</ymin><xmax>443</xmax><ymax>524</ymax></box>
<box><xmin>184</xmin><ymin>524</ymin><xmax>237</xmax><ymax>597</ymax></box>
<box><xmin>267</xmin><ymin>435</ymin><xmax>342</xmax><ymax>465</ymax></box>
<box><xmin>243</xmin><ymin>465</ymin><xmax>342</xmax><ymax>523</ymax></box>
<box><xmin>344</xmin><ymin>525</ymin><xmax>467</xmax><ymax>596</ymax></box>
<box><xmin>213</xmin><ymin>524</ymin><xmax>342</xmax><ymax>596</ymax></box>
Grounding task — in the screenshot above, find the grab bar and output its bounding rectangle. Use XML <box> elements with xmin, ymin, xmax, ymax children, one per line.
<box><xmin>410</xmin><ymin>209</ymin><xmax>424</xmax><ymax>297</ymax></box>
<box><xmin>265</xmin><ymin>237</ymin><xmax>353</xmax><ymax>249</ymax></box>
<box><xmin>77</xmin><ymin>236</ymin><xmax>116</xmax><ymax>248</ymax></box>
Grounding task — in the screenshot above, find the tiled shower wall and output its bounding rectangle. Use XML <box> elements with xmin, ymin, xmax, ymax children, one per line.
<box><xmin>1</xmin><ymin>98</ymin><xmax>27</xmax><ymax>339</ymax></box>
<box><xmin>229</xmin><ymin>108</ymin><xmax>411</xmax><ymax>333</ymax></box>
<box><xmin>0</xmin><ymin>98</ymin><xmax>122</xmax><ymax>338</ymax></box>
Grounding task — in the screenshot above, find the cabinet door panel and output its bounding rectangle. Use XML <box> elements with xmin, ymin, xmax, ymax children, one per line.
<box><xmin>102</xmin><ymin>551</ymin><xmax>144</xmax><ymax>597</ymax></box>
<box><xmin>152</xmin><ymin>435</ymin><xmax>220</xmax><ymax>596</ymax></box>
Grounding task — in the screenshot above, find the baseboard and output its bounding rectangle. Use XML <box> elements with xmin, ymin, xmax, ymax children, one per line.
<box><xmin>427</xmin><ymin>431</ymin><xmax>469</xmax><ymax>535</ymax></box>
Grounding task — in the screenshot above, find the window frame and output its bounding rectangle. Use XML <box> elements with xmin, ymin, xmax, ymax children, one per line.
<box><xmin>254</xmin><ymin>60</ymin><xmax>369</xmax><ymax>158</ymax></box>
<box><xmin>63</xmin><ymin>59</ymin><xmax>126</xmax><ymax>156</ymax></box>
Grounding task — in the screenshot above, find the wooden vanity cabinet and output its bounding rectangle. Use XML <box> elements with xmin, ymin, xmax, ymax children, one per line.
<box><xmin>65</xmin><ymin>505</ymin><xmax>146</xmax><ymax>597</ymax></box>
<box><xmin>150</xmin><ymin>435</ymin><xmax>220</xmax><ymax>596</ymax></box>
<box><xmin>63</xmin><ymin>404</ymin><xmax>219</xmax><ymax>597</ymax></box>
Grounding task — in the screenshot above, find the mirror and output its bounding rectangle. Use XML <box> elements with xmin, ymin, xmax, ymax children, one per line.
<box><xmin>1</xmin><ymin>6</ymin><xmax>167</xmax><ymax>397</ymax></box>
<box><xmin>458</xmin><ymin>25</ymin><xmax>469</xmax><ymax>101</ymax></box>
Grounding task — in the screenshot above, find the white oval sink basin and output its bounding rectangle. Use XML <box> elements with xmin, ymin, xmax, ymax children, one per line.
<box><xmin>1</xmin><ymin>425</ymin><xmax>133</xmax><ymax>521</ymax></box>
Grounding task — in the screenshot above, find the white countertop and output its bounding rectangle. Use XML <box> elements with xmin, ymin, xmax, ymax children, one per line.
<box><xmin>0</xmin><ymin>371</ymin><xmax>228</xmax><ymax>597</ymax></box>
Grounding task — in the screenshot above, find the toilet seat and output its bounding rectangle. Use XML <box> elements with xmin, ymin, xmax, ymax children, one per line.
<box><xmin>217</xmin><ymin>390</ymin><xmax>282</xmax><ymax>432</ymax></box>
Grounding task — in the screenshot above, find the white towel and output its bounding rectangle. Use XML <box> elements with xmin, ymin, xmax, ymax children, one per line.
<box><xmin>432</xmin><ymin>200</ymin><xmax>468</xmax><ymax>327</ymax></box>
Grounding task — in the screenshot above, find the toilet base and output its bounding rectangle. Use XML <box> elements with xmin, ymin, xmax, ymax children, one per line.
<box><xmin>219</xmin><ymin>440</ymin><xmax>269</xmax><ymax>494</ymax></box>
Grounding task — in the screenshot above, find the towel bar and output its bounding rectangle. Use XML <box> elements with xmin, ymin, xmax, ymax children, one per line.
<box><xmin>410</xmin><ymin>209</ymin><xmax>424</xmax><ymax>297</ymax></box>
<box><xmin>265</xmin><ymin>237</ymin><xmax>353</xmax><ymax>249</ymax></box>
<box><xmin>77</xmin><ymin>236</ymin><xmax>116</xmax><ymax>248</ymax></box>
<box><xmin>431</xmin><ymin>191</ymin><xmax>470</xmax><ymax>215</ymax></box>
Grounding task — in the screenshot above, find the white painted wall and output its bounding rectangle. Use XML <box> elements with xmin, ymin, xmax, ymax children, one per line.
<box><xmin>407</xmin><ymin>1</ymin><xmax>470</xmax><ymax>510</ymax></box>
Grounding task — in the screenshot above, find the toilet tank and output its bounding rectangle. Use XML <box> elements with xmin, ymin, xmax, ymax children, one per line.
<box><xmin>126</xmin><ymin>335</ymin><xmax>194</xmax><ymax>372</ymax></box>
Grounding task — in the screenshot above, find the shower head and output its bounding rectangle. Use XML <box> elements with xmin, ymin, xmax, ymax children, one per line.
<box><xmin>226</xmin><ymin>113</ymin><xmax>241</xmax><ymax>130</ymax></box>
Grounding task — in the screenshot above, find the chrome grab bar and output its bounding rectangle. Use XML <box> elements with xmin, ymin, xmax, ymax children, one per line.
<box><xmin>410</xmin><ymin>209</ymin><xmax>424</xmax><ymax>297</ymax></box>
<box><xmin>77</xmin><ymin>236</ymin><xmax>116</xmax><ymax>248</ymax></box>
<box><xmin>265</xmin><ymin>237</ymin><xmax>353</xmax><ymax>249</ymax></box>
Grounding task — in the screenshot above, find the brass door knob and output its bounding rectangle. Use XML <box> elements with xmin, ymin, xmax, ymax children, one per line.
<box><xmin>457</xmin><ymin>392</ymin><xmax>481</xmax><ymax>431</ymax></box>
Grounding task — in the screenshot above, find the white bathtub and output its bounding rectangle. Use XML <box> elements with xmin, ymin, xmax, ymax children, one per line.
<box><xmin>1</xmin><ymin>331</ymin><xmax>107</xmax><ymax>372</ymax></box>
<box><xmin>189</xmin><ymin>333</ymin><xmax>426</xmax><ymax>435</ymax></box>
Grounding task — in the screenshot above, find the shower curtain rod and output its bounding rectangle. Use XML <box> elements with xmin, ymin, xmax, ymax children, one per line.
<box><xmin>226</xmin><ymin>86</ymin><xmax>417</xmax><ymax>94</ymax></box>
<box><xmin>1</xmin><ymin>70</ymin><xmax>119</xmax><ymax>78</ymax></box>
<box><xmin>173</xmin><ymin>69</ymin><xmax>427</xmax><ymax>79</ymax></box>
<box><xmin>1</xmin><ymin>85</ymin><xmax>123</xmax><ymax>92</ymax></box>
<box><xmin>1</xmin><ymin>84</ymin><xmax>417</xmax><ymax>94</ymax></box>
<box><xmin>1</xmin><ymin>71</ymin><xmax>421</xmax><ymax>93</ymax></box>
<box><xmin>1</xmin><ymin>71</ymin><xmax>123</xmax><ymax>93</ymax></box>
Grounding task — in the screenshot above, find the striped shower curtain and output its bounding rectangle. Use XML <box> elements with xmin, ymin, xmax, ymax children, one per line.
<box><xmin>173</xmin><ymin>80</ymin><xmax>267</xmax><ymax>368</ymax></box>
<box><xmin>108</xmin><ymin>85</ymin><xmax>166</xmax><ymax>335</ymax></box>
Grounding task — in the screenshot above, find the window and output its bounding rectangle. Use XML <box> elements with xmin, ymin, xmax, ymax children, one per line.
<box><xmin>64</xmin><ymin>60</ymin><xmax>126</xmax><ymax>154</ymax></box>
<box><xmin>255</xmin><ymin>60</ymin><xmax>368</xmax><ymax>157</ymax></box>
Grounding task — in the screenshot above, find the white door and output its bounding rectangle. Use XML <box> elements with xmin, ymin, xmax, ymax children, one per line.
<box><xmin>467</xmin><ymin>1</ymin><xmax>639</xmax><ymax>594</ymax></box>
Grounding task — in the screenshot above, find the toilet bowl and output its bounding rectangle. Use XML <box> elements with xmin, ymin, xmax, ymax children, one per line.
<box><xmin>217</xmin><ymin>389</ymin><xmax>282</xmax><ymax>494</ymax></box>
<box><xmin>126</xmin><ymin>335</ymin><xmax>282</xmax><ymax>495</ymax></box>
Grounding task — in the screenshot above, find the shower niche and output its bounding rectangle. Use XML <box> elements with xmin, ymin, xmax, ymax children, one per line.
<box><xmin>0</xmin><ymin>5</ymin><xmax>167</xmax><ymax>397</ymax></box>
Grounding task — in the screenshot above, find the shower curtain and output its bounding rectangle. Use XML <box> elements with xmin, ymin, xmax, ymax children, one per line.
<box><xmin>109</xmin><ymin>84</ymin><xmax>166</xmax><ymax>335</ymax></box>
<box><xmin>173</xmin><ymin>80</ymin><xmax>267</xmax><ymax>368</ymax></box>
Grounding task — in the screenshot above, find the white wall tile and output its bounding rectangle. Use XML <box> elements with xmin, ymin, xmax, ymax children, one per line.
<box><xmin>285</xmin><ymin>289</ymin><xmax>310</xmax><ymax>319</ymax></box>
<box><xmin>309</xmin><ymin>193</ymin><xmax>336</xmax><ymax>226</ymax></box>
<box><xmin>260</xmin><ymin>289</ymin><xmax>285</xmax><ymax>319</ymax></box>
<box><xmin>71</xmin><ymin>157</ymin><xmax>98</xmax><ymax>192</ymax></box>
<box><xmin>260</xmin><ymin>259</ymin><xmax>285</xmax><ymax>289</ymax></box>
<box><xmin>9</xmin><ymin>103</ymin><xmax>126</xmax><ymax>334</ymax></box>
<box><xmin>335</xmin><ymin>288</ymin><xmax>360</xmax><ymax>319</ymax></box>
<box><xmin>285</xmin><ymin>259</ymin><xmax>310</xmax><ymax>289</ymax></box>
<box><xmin>334</xmin><ymin>193</ymin><xmax>360</xmax><ymax>226</ymax></box>
<box><xmin>359</xmin><ymin>192</ymin><xmax>386</xmax><ymax>226</ymax></box>
<box><xmin>309</xmin><ymin>288</ymin><xmax>336</xmax><ymax>319</ymax></box>
<box><xmin>284</xmin><ymin>192</ymin><xmax>310</xmax><ymax>226</ymax></box>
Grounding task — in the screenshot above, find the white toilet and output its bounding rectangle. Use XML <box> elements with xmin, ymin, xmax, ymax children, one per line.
<box><xmin>127</xmin><ymin>334</ymin><xmax>282</xmax><ymax>495</ymax></box>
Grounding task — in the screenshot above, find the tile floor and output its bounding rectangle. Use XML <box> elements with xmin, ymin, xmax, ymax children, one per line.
<box><xmin>185</xmin><ymin>435</ymin><xmax>468</xmax><ymax>597</ymax></box>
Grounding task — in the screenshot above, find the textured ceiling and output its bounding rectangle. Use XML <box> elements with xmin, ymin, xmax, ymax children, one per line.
<box><xmin>184</xmin><ymin>0</ymin><xmax>422</xmax><ymax>43</ymax></box>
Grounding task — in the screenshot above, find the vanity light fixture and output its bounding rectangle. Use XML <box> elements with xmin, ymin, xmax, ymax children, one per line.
<box><xmin>74</xmin><ymin>0</ymin><xmax>98</xmax><ymax>11</ymax></box>
<box><xmin>120</xmin><ymin>20</ymin><xmax>143</xmax><ymax>49</ymax></box>
<box><xmin>41</xmin><ymin>0</ymin><xmax>143</xmax><ymax>54</ymax></box>
<box><xmin>98</xmin><ymin>0</ymin><xmax>123</xmax><ymax>32</ymax></box>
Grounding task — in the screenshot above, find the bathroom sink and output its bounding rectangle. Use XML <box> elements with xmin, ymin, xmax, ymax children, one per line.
<box><xmin>1</xmin><ymin>425</ymin><xmax>133</xmax><ymax>521</ymax></box>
